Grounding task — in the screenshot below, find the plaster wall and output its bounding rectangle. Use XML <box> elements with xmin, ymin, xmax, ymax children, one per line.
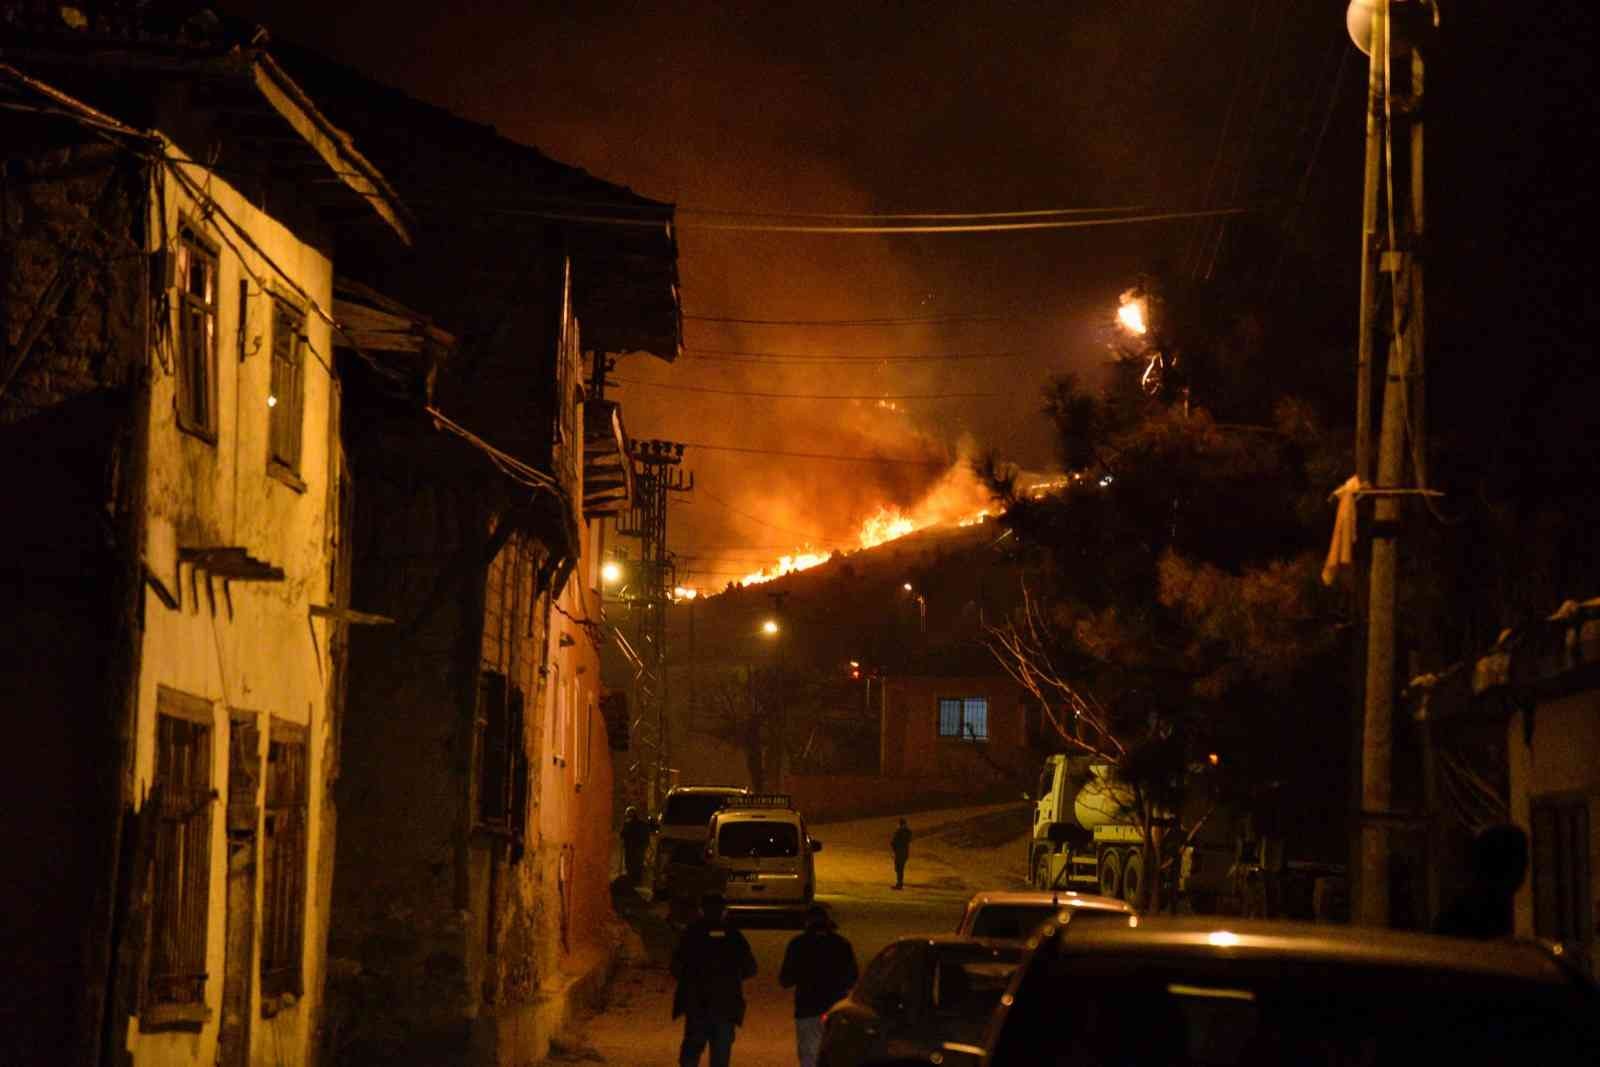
<box><xmin>126</xmin><ymin>146</ymin><xmax>337</xmax><ymax>1067</ymax></box>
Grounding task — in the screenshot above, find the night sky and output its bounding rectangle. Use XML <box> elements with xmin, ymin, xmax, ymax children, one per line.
<box><xmin>219</xmin><ymin>2</ymin><xmax>1589</xmax><ymax>590</ymax></box>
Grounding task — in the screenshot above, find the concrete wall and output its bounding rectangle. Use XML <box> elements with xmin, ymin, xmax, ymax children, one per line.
<box><xmin>1508</xmin><ymin>690</ymin><xmax>1600</xmax><ymax>968</ymax></box>
<box><xmin>880</xmin><ymin>675</ymin><xmax>1033</xmax><ymax>780</ymax></box>
<box><xmin>127</xmin><ymin>144</ymin><xmax>338</xmax><ymax>1067</ymax></box>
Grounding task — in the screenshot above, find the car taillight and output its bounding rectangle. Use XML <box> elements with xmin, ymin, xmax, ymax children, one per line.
<box><xmin>820</xmin><ymin>1011</ymin><xmax>828</xmax><ymax>1026</ymax></box>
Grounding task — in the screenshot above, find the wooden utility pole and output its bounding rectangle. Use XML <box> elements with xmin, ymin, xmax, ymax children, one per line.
<box><xmin>1353</xmin><ymin>0</ymin><xmax>1430</xmax><ymax>927</ymax></box>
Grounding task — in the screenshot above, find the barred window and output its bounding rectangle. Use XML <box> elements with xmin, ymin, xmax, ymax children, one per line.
<box><xmin>268</xmin><ymin>299</ymin><xmax>305</xmax><ymax>476</ymax></box>
<box><xmin>145</xmin><ymin>690</ymin><xmax>215</xmax><ymax>1017</ymax></box>
<box><xmin>260</xmin><ymin>721</ymin><xmax>307</xmax><ymax>1003</ymax></box>
<box><xmin>175</xmin><ymin>230</ymin><xmax>219</xmax><ymax>437</ymax></box>
<box><xmin>938</xmin><ymin>697</ymin><xmax>989</xmax><ymax>742</ymax></box>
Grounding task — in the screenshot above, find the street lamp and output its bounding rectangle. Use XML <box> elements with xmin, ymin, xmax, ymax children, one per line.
<box><xmin>601</xmin><ymin>560</ymin><xmax>623</xmax><ymax>585</ymax></box>
<box><xmin>761</xmin><ymin>618</ymin><xmax>780</xmax><ymax>637</ymax></box>
<box><xmin>902</xmin><ymin>583</ymin><xmax>927</xmax><ymax>635</ymax></box>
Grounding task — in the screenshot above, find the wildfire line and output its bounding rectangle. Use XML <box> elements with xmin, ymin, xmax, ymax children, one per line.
<box><xmin>609</xmin><ymin>378</ymin><xmax>999</xmax><ymax>400</ymax></box>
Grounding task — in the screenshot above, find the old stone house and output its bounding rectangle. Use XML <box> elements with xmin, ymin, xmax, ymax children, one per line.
<box><xmin>0</xmin><ymin>23</ymin><xmax>411</xmax><ymax>1067</ymax></box>
<box><xmin>261</xmin><ymin>46</ymin><xmax>682</xmax><ymax>1066</ymax></box>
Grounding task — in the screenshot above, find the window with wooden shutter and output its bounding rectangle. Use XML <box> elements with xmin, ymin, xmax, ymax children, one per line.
<box><xmin>268</xmin><ymin>299</ymin><xmax>306</xmax><ymax>477</ymax></box>
<box><xmin>260</xmin><ymin>720</ymin><xmax>307</xmax><ymax>1003</ymax></box>
<box><xmin>143</xmin><ymin>689</ymin><xmax>215</xmax><ymax>1023</ymax></box>
<box><xmin>175</xmin><ymin>230</ymin><xmax>219</xmax><ymax>439</ymax></box>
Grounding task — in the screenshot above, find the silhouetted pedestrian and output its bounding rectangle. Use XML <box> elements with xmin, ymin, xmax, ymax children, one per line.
<box><xmin>779</xmin><ymin>904</ymin><xmax>859</xmax><ymax>1067</ymax></box>
<box><xmin>1434</xmin><ymin>823</ymin><xmax>1529</xmax><ymax>939</ymax></box>
<box><xmin>621</xmin><ymin>805</ymin><xmax>651</xmax><ymax>886</ymax></box>
<box><xmin>890</xmin><ymin>817</ymin><xmax>912</xmax><ymax>889</ymax></box>
<box><xmin>671</xmin><ymin>894</ymin><xmax>757</xmax><ymax>1067</ymax></box>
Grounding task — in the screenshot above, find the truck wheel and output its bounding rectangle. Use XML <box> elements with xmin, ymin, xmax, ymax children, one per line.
<box><xmin>1122</xmin><ymin>851</ymin><xmax>1144</xmax><ymax>907</ymax></box>
<box><xmin>1033</xmin><ymin>850</ymin><xmax>1051</xmax><ymax>890</ymax></box>
<box><xmin>1098</xmin><ymin>850</ymin><xmax>1122</xmax><ymax>899</ymax></box>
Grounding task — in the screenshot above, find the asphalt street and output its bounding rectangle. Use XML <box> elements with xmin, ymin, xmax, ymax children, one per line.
<box><xmin>548</xmin><ymin>803</ymin><xmax>1031</xmax><ymax>1065</ymax></box>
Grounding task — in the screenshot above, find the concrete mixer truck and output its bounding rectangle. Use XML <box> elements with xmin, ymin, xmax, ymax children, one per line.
<box><xmin>1026</xmin><ymin>754</ymin><xmax>1346</xmax><ymax>917</ymax></box>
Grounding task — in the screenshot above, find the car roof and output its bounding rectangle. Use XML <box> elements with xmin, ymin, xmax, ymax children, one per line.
<box><xmin>883</xmin><ymin>934</ymin><xmax>1025</xmax><ymax>955</ymax></box>
<box><xmin>666</xmin><ymin>785</ymin><xmax>749</xmax><ymax>796</ymax></box>
<box><xmin>967</xmin><ymin>890</ymin><xmax>1134</xmax><ymax>914</ymax></box>
<box><xmin>1037</xmin><ymin>915</ymin><xmax>1573</xmax><ymax>982</ymax></box>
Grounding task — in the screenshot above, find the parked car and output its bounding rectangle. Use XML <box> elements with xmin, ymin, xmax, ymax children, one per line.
<box><xmin>705</xmin><ymin>793</ymin><xmax>820</xmax><ymax>914</ymax></box>
<box><xmin>650</xmin><ymin>784</ymin><xmax>749</xmax><ymax>895</ymax></box>
<box><xmin>984</xmin><ymin>915</ymin><xmax>1600</xmax><ymax>1065</ymax></box>
<box><xmin>820</xmin><ymin>936</ymin><xmax>1022</xmax><ymax>1067</ymax></box>
<box><xmin>955</xmin><ymin>890</ymin><xmax>1133</xmax><ymax>941</ymax></box>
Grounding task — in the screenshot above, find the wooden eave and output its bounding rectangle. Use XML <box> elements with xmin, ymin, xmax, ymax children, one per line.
<box><xmin>0</xmin><ymin>40</ymin><xmax>412</xmax><ymax>244</ymax></box>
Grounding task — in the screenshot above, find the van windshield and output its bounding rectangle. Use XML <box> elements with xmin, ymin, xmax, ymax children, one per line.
<box><xmin>662</xmin><ymin>793</ymin><xmax>737</xmax><ymax>827</ymax></box>
<box><xmin>719</xmin><ymin>822</ymin><xmax>799</xmax><ymax>858</ymax></box>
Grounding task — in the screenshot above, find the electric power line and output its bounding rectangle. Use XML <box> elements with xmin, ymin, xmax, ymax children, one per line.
<box><xmin>689</xmin><ymin>489</ymin><xmax>840</xmax><ymax>542</ymax></box>
<box><xmin>680</xmin><ymin>206</ymin><xmax>1249</xmax><ymax>235</ymax></box>
<box><xmin>610</xmin><ymin>378</ymin><xmax>1000</xmax><ymax>401</ymax></box>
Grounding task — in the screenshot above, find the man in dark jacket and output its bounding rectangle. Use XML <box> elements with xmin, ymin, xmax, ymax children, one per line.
<box><xmin>891</xmin><ymin>817</ymin><xmax>913</xmax><ymax>889</ymax></box>
<box><xmin>779</xmin><ymin>905</ymin><xmax>859</xmax><ymax>1067</ymax></box>
<box><xmin>671</xmin><ymin>894</ymin><xmax>757</xmax><ymax>1067</ymax></box>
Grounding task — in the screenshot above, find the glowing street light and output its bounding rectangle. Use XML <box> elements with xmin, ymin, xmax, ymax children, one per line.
<box><xmin>902</xmin><ymin>582</ymin><xmax>914</xmax><ymax>592</ymax></box>
<box><xmin>761</xmin><ymin>618</ymin><xmax>780</xmax><ymax>636</ymax></box>
<box><xmin>600</xmin><ymin>561</ymin><xmax>623</xmax><ymax>585</ymax></box>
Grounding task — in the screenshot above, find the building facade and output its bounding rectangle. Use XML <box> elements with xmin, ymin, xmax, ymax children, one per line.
<box><xmin>1</xmin><ymin>34</ymin><xmax>409</xmax><ymax>1067</ymax></box>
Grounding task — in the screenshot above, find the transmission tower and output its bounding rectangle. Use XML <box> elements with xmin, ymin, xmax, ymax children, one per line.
<box><xmin>617</xmin><ymin>438</ymin><xmax>693</xmax><ymax>810</ymax></box>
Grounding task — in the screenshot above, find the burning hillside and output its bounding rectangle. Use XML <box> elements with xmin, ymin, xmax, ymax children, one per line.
<box><xmin>732</xmin><ymin>459</ymin><xmax>995</xmax><ymax>587</ymax></box>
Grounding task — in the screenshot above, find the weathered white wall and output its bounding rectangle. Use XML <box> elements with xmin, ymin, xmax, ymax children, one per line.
<box><xmin>126</xmin><ymin>142</ymin><xmax>337</xmax><ymax>1067</ymax></box>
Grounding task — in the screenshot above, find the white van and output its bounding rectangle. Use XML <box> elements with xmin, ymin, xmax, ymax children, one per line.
<box><xmin>651</xmin><ymin>785</ymin><xmax>749</xmax><ymax>895</ymax></box>
<box><xmin>704</xmin><ymin>794</ymin><xmax>821</xmax><ymax>913</ymax></box>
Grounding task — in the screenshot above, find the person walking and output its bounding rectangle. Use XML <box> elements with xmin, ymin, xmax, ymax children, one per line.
<box><xmin>779</xmin><ymin>904</ymin><xmax>859</xmax><ymax>1067</ymax></box>
<box><xmin>620</xmin><ymin>805</ymin><xmax>651</xmax><ymax>887</ymax></box>
<box><xmin>890</xmin><ymin>817</ymin><xmax>912</xmax><ymax>890</ymax></box>
<box><xmin>671</xmin><ymin>894</ymin><xmax>757</xmax><ymax>1067</ymax></box>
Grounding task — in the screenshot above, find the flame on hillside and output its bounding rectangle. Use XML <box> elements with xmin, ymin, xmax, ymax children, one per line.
<box><xmin>737</xmin><ymin>462</ymin><xmax>995</xmax><ymax>586</ymax></box>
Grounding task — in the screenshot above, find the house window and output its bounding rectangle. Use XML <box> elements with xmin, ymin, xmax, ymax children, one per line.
<box><xmin>476</xmin><ymin>671</ymin><xmax>527</xmax><ymax>835</ymax></box>
<box><xmin>175</xmin><ymin>229</ymin><xmax>219</xmax><ymax>438</ymax></box>
<box><xmin>576</xmin><ymin>697</ymin><xmax>593</xmax><ymax>789</ymax></box>
<box><xmin>937</xmin><ymin>697</ymin><xmax>989</xmax><ymax>742</ymax></box>
<box><xmin>268</xmin><ymin>298</ymin><xmax>306</xmax><ymax>477</ymax></box>
<box><xmin>144</xmin><ymin>689</ymin><xmax>214</xmax><ymax>1019</ymax></box>
<box><xmin>260</xmin><ymin>720</ymin><xmax>307</xmax><ymax>1003</ymax></box>
<box><xmin>548</xmin><ymin>664</ymin><xmax>565</xmax><ymax>765</ymax></box>
<box><xmin>1531</xmin><ymin>796</ymin><xmax>1592</xmax><ymax>953</ymax></box>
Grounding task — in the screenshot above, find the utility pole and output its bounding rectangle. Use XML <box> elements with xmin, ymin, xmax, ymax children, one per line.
<box><xmin>1348</xmin><ymin>0</ymin><xmax>1431</xmax><ymax>927</ymax></box>
<box><xmin>618</xmin><ymin>439</ymin><xmax>693</xmax><ymax>811</ymax></box>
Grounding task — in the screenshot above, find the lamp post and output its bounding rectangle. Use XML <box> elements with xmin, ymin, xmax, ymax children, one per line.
<box><xmin>902</xmin><ymin>582</ymin><xmax>927</xmax><ymax>635</ymax></box>
<box><xmin>761</xmin><ymin>615</ymin><xmax>785</xmax><ymax>787</ymax></box>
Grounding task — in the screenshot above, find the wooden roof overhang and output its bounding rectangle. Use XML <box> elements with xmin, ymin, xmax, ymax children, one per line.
<box><xmin>0</xmin><ymin>36</ymin><xmax>412</xmax><ymax>245</ymax></box>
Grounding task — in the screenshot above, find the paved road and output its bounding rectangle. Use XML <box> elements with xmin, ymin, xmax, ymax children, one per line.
<box><xmin>551</xmin><ymin>803</ymin><xmax>1031</xmax><ymax>1065</ymax></box>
